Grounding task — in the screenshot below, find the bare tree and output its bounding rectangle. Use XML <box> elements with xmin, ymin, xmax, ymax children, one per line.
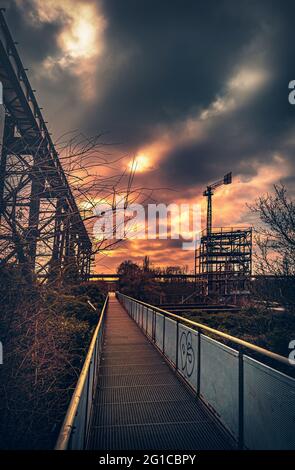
<box><xmin>249</xmin><ymin>184</ymin><xmax>295</xmax><ymax>306</ymax></box>
<box><xmin>0</xmin><ymin>130</ymin><xmax>162</xmax><ymax>284</ymax></box>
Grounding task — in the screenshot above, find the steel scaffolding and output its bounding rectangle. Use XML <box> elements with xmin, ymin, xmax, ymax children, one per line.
<box><xmin>195</xmin><ymin>227</ymin><xmax>252</xmax><ymax>298</ymax></box>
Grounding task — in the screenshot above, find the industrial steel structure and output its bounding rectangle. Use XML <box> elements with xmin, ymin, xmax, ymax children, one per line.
<box><xmin>195</xmin><ymin>227</ymin><xmax>252</xmax><ymax>297</ymax></box>
<box><xmin>0</xmin><ymin>10</ymin><xmax>92</xmax><ymax>281</ymax></box>
<box><xmin>195</xmin><ymin>173</ymin><xmax>253</xmax><ymax>298</ymax></box>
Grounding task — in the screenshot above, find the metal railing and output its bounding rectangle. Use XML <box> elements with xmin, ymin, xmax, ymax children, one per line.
<box><xmin>55</xmin><ymin>295</ymin><xmax>109</xmax><ymax>450</ymax></box>
<box><xmin>117</xmin><ymin>292</ymin><xmax>295</xmax><ymax>450</ymax></box>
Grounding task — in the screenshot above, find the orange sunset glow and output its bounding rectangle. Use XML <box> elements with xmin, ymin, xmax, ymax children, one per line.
<box><xmin>3</xmin><ymin>0</ymin><xmax>294</xmax><ymax>275</ymax></box>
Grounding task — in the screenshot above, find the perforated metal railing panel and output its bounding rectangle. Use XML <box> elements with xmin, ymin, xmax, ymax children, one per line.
<box><xmin>88</xmin><ymin>296</ymin><xmax>233</xmax><ymax>450</ymax></box>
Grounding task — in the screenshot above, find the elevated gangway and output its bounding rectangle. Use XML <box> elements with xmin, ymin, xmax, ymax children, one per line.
<box><xmin>56</xmin><ymin>292</ymin><xmax>295</xmax><ymax>450</ymax></box>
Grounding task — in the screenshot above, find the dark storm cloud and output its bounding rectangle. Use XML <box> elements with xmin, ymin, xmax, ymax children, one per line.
<box><xmin>160</xmin><ymin>80</ymin><xmax>289</xmax><ymax>187</ymax></box>
<box><xmin>2</xmin><ymin>1</ymin><xmax>63</xmax><ymax>63</ymax></box>
<box><xmin>81</xmin><ymin>0</ymin><xmax>265</xmax><ymax>145</ymax></box>
<box><xmin>3</xmin><ymin>0</ymin><xmax>295</xmax><ymax>190</ymax></box>
<box><xmin>72</xmin><ymin>0</ymin><xmax>295</xmax><ymax>191</ymax></box>
<box><xmin>154</xmin><ymin>0</ymin><xmax>295</xmax><ymax>188</ymax></box>
<box><xmin>1</xmin><ymin>1</ymin><xmax>84</xmax><ymax>125</ymax></box>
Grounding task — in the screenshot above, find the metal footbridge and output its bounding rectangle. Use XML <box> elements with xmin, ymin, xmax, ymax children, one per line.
<box><xmin>56</xmin><ymin>293</ymin><xmax>295</xmax><ymax>451</ymax></box>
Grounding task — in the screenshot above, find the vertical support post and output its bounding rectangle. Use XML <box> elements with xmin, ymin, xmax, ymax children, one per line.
<box><xmin>80</xmin><ymin>250</ymin><xmax>86</xmax><ymax>280</ymax></box>
<box><xmin>77</xmin><ymin>238</ymin><xmax>82</xmax><ymax>275</ymax></box>
<box><xmin>53</xmin><ymin>198</ymin><xmax>62</xmax><ymax>259</ymax></box>
<box><xmin>176</xmin><ymin>320</ymin><xmax>179</xmax><ymax>370</ymax></box>
<box><xmin>249</xmin><ymin>228</ymin><xmax>253</xmax><ymax>277</ymax></box>
<box><xmin>0</xmin><ymin>114</ymin><xmax>13</xmax><ymax>218</ymax></box>
<box><xmin>86</xmin><ymin>250</ymin><xmax>91</xmax><ymax>280</ymax></box>
<box><xmin>68</xmin><ymin>225</ymin><xmax>76</xmax><ymax>271</ymax></box>
<box><xmin>197</xmin><ymin>328</ymin><xmax>201</xmax><ymax>396</ymax></box>
<box><xmin>206</xmin><ymin>189</ymin><xmax>212</xmax><ymax>236</ymax></box>
<box><xmin>92</xmin><ymin>340</ymin><xmax>97</xmax><ymax>393</ymax></box>
<box><xmin>205</xmin><ymin>187</ymin><xmax>213</xmax><ymax>297</ymax></box>
<box><xmin>238</xmin><ymin>350</ymin><xmax>244</xmax><ymax>449</ymax></box>
<box><xmin>83</xmin><ymin>367</ymin><xmax>90</xmax><ymax>449</ymax></box>
<box><xmin>163</xmin><ymin>315</ymin><xmax>166</xmax><ymax>354</ymax></box>
<box><xmin>194</xmin><ymin>248</ymin><xmax>197</xmax><ymax>289</ymax></box>
<box><xmin>152</xmin><ymin>309</ymin><xmax>156</xmax><ymax>342</ymax></box>
<box><xmin>28</xmin><ymin>164</ymin><xmax>43</xmax><ymax>270</ymax></box>
<box><xmin>49</xmin><ymin>197</ymin><xmax>62</xmax><ymax>278</ymax></box>
<box><xmin>145</xmin><ymin>307</ymin><xmax>148</xmax><ymax>334</ymax></box>
<box><xmin>64</xmin><ymin>212</ymin><xmax>71</xmax><ymax>260</ymax></box>
<box><xmin>141</xmin><ymin>304</ymin><xmax>143</xmax><ymax>327</ymax></box>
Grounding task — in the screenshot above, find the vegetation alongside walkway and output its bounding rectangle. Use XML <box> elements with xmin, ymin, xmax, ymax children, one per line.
<box><xmin>183</xmin><ymin>305</ymin><xmax>295</xmax><ymax>359</ymax></box>
<box><xmin>0</xmin><ymin>266</ymin><xmax>106</xmax><ymax>449</ymax></box>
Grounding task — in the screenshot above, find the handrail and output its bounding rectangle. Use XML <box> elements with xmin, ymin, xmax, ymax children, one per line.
<box><xmin>55</xmin><ymin>294</ymin><xmax>109</xmax><ymax>450</ymax></box>
<box><xmin>117</xmin><ymin>292</ymin><xmax>295</xmax><ymax>449</ymax></box>
<box><xmin>117</xmin><ymin>293</ymin><xmax>292</xmax><ymax>367</ymax></box>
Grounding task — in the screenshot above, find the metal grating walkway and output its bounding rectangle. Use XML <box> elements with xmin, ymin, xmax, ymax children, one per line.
<box><xmin>88</xmin><ymin>295</ymin><xmax>234</xmax><ymax>450</ymax></box>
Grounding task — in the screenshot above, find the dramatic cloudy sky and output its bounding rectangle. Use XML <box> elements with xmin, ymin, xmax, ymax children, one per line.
<box><xmin>3</xmin><ymin>0</ymin><xmax>295</xmax><ymax>272</ymax></box>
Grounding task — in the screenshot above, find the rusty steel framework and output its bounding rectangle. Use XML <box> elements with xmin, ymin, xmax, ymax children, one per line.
<box><xmin>0</xmin><ymin>10</ymin><xmax>92</xmax><ymax>281</ymax></box>
<box><xmin>195</xmin><ymin>227</ymin><xmax>252</xmax><ymax>298</ymax></box>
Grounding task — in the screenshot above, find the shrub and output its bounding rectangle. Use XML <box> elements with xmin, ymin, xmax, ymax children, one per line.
<box><xmin>0</xmin><ymin>267</ymin><xmax>105</xmax><ymax>449</ymax></box>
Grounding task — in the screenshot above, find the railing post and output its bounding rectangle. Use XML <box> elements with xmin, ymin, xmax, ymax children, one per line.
<box><xmin>140</xmin><ymin>304</ymin><xmax>143</xmax><ymax>331</ymax></box>
<box><xmin>238</xmin><ymin>350</ymin><xmax>244</xmax><ymax>449</ymax></box>
<box><xmin>83</xmin><ymin>366</ymin><xmax>91</xmax><ymax>449</ymax></box>
<box><xmin>176</xmin><ymin>320</ymin><xmax>179</xmax><ymax>370</ymax></box>
<box><xmin>152</xmin><ymin>309</ymin><xmax>156</xmax><ymax>342</ymax></box>
<box><xmin>92</xmin><ymin>340</ymin><xmax>97</xmax><ymax>396</ymax></box>
<box><xmin>146</xmin><ymin>307</ymin><xmax>148</xmax><ymax>334</ymax></box>
<box><xmin>197</xmin><ymin>328</ymin><xmax>201</xmax><ymax>396</ymax></box>
<box><xmin>163</xmin><ymin>315</ymin><xmax>166</xmax><ymax>354</ymax></box>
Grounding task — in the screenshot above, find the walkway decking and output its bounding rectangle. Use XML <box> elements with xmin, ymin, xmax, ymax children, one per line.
<box><xmin>88</xmin><ymin>295</ymin><xmax>233</xmax><ymax>450</ymax></box>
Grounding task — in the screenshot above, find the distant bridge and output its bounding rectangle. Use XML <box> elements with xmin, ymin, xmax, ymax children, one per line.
<box><xmin>89</xmin><ymin>273</ymin><xmax>293</xmax><ymax>281</ymax></box>
<box><xmin>89</xmin><ymin>273</ymin><xmax>198</xmax><ymax>281</ymax></box>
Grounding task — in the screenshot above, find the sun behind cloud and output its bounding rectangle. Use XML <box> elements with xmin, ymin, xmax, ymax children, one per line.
<box><xmin>58</xmin><ymin>3</ymin><xmax>106</xmax><ymax>62</ymax></box>
<box><xmin>128</xmin><ymin>154</ymin><xmax>152</xmax><ymax>173</ymax></box>
<box><xmin>27</xmin><ymin>0</ymin><xmax>107</xmax><ymax>100</ymax></box>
